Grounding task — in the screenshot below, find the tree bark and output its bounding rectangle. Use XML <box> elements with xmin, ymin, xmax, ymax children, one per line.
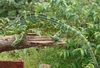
<box><xmin>0</xmin><ymin>33</ymin><xmax>66</xmax><ymax>52</ymax></box>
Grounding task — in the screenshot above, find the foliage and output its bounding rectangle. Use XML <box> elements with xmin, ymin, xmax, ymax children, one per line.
<box><xmin>0</xmin><ymin>0</ymin><xmax>100</xmax><ymax>68</ymax></box>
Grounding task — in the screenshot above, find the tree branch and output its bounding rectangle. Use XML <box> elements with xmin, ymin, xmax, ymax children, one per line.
<box><xmin>0</xmin><ymin>33</ymin><xmax>66</xmax><ymax>52</ymax></box>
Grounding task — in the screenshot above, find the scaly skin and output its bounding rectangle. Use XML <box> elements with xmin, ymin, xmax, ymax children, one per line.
<box><xmin>6</xmin><ymin>13</ymin><xmax>98</xmax><ymax>68</ymax></box>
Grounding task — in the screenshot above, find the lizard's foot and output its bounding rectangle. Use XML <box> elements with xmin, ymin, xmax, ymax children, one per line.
<box><xmin>52</xmin><ymin>30</ymin><xmax>61</xmax><ymax>42</ymax></box>
<box><xmin>51</xmin><ymin>36</ymin><xmax>59</xmax><ymax>42</ymax></box>
<box><xmin>11</xmin><ymin>34</ymin><xmax>20</xmax><ymax>46</ymax></box>
<box><xmin>51</xmin><ymin>34</ymin><xmax>60</xmax><ymax>46</ymax></box>
<box><xmin>11</xmin><ymin>32</ymin><xmax>25</xmax><ymax>46</ymax></box>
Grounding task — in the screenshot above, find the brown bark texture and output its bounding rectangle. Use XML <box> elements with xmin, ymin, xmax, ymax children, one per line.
<box><xmin>0</xmin><ymin>33</ymin><xmax>66</xmax><ymax>52</ymax></box>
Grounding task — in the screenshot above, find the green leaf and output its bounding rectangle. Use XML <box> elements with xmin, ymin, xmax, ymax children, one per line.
<box><xmin>72</xmin><ymin>48</ymin><xmax>84</xmax><ymax>57</ymax></box>
<box><xmin>96</xmin><ymin>44</ymin><xmax>100</xmax><ymax>49</ymax></box>
<box><xmin>63</xmin><ymin>51</ymin><xmax>66</xmax><ymax>60</ymax></box>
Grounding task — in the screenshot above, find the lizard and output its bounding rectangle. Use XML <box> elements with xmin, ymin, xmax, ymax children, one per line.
<box><xmin>5</xmin><ymin>13</ymin><xmax>98</xmax><ymax>68</ymax></box>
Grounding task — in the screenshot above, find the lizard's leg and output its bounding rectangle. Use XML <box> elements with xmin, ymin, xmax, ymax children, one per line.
<box><xmin>11</xmin><ymin>32</ymin><xmax>25</xmax><ymax>46</ymax></box>
<box><xmin>11</xmin><ymin>34</ymin><xmax>20</xmax><ymax>46</ymax></box>
<box><xmin>11</xmin><ymin>25</ymin><xmax>27</xmax><ymax>46</ymax></box>
<box><xmin>52</xmin><ymin>30</ymin><xmax>62</xmax><ymax>42</ymax></box>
